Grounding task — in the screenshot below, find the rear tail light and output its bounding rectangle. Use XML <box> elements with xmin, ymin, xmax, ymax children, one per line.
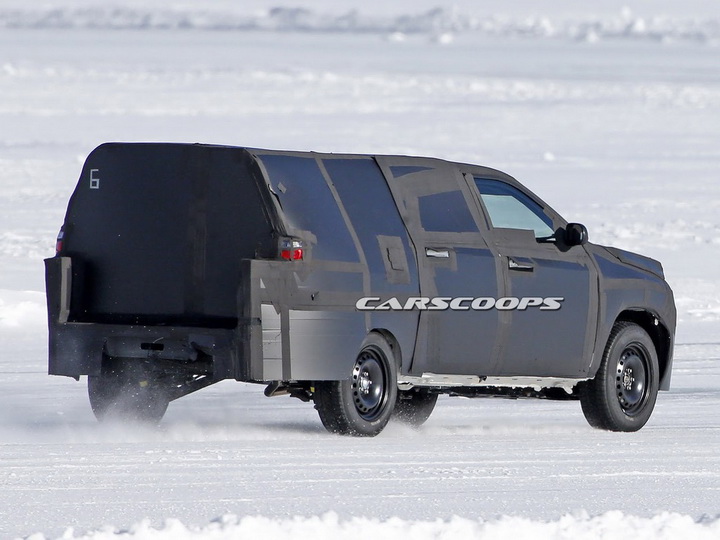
<box><xmin>55</xmin><ymin>228</ymin><xmax>65</xmax><ymax>254</ymax></box>
<box><xmin>279</xmin><ymin>237</ymin><xmax>304</xmax><ymax>261</ymax></box>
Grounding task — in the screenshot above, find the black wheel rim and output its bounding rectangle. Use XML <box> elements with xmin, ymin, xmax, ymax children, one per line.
<box><xmin>351</xmin><ymin>348</ymin><xmax>388</xmax><ymax>421</ymax></box>
<box><xmin>615</xmin><ymin>343</ymin><xmax>650</xmax><ymax>416</ymax></box>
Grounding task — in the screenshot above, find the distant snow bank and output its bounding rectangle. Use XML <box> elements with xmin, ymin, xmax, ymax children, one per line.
<box><xmin>0</xmin><ymin>289</ymin><xmax>45</xmax><ymax>329</ymax></box>
<box><xmin>31</xmin><ymin>512</ymin><xmax>720</xmax><ymax>540</ymax></box>
<box><xmin>1</xmin><ymin>7</ymin><xmax>719</xmax><ymax>44</ymax></box>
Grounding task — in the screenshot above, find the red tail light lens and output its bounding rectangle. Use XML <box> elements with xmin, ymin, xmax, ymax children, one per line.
<box><xmin>55</xmin><ymin>229</ymin><xmax>64</xmax><ymax>254</ymax></box>
<box><xmin>279</xmin><ymin>238</ymin><xmax>304</xmax><ymax>261</ymax></box>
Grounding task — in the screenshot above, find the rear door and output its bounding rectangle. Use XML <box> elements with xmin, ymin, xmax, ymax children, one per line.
<box><xmin>466</xmin><ymin>173</ymin><xmax>599</xmax><ymax>378</ymax></box>
<box><xmin>376</xmin><ymin>157</ymin><xmax>503</xmax><ymax>376</ymax></box>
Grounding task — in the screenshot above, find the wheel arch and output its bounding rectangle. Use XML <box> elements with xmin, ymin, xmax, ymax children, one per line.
<box><xmin>369</xmin><ymin>328</ymin><xmax>403</xmax><ymax>371</ymax></box>
<box><xmin>614</xmin><ymin>309</ymin><xmax>673</xmax><ymax>390</ymax></box>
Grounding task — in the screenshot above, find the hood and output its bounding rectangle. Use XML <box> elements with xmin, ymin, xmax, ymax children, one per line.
<box><xmin>603</xmin><ymin>246</ymin><xmax>665</xmax><ymax>279</ymax></box>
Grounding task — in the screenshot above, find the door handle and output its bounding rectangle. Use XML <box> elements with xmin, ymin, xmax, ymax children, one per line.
<box><xmin>508</xmin><ymin>257</ymin><xmax>534</xmax><ymax>271</ymax></box>
<box><xmin>426</xmin><ymin>248</ymin><xmax>450</xmax><ymax>258</ymax></box>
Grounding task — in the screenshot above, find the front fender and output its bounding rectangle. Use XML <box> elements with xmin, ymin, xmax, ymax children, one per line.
<box><xmin>587</xmin><ymin>247</ymin><xmax>676</xmax><ymax>390</ymax></box>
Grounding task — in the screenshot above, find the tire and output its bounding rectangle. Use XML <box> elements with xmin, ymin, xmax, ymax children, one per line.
<box><xmin>392</xmin><ymin>389</ymin><xmax>438</xmax><ymax>427</ymax></box>
<box><xmin>88</xmin><ymin>357</ymin><xmax>169</xmax><ymax>425</ymax></box>
<box><xmin>580</xmin><ymin>321</ymin><xmax>659</xmax><ymax>432</ymax></box>
<box><xmin>313</xmin><ymin>333</ymin><xmax>398</xmax><ymax>437</ymax></box>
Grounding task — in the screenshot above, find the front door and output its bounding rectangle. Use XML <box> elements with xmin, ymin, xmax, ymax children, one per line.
<box><xmin>469</xmin><ymin>175</ymin><xmax>599</xmax><ymax>378</ymax></box>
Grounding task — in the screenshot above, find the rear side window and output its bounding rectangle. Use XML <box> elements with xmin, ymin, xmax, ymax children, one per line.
<box><xmin>474</xmin><ymin>178</ymin><xmax>554</xmax><ymax>238</ymax></box>
<box><xmin>418</xmin><ymin>190</ymin><xmax>479</xmax><ymax>233</ymax></box>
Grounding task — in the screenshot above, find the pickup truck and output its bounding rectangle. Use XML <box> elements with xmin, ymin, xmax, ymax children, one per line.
<box><xmin>45</xmin><ymin>143</ymin><xmax>676</xmax><ymax>436</ymax></box>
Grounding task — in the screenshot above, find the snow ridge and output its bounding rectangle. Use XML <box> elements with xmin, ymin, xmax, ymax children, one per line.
<box><xmin>1</xmin><ymin>7</ymin><xmax>719</xmax><ymax>44</ymax></box>
<box><xmin>30</xmin><ymin>511</ymin><xmax>720</xmax><ymax>540</ymax></box>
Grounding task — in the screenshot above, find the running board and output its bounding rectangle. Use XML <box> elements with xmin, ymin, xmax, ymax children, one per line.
<box><xmin>398</xmin><ymin>373</ymin><xmax>586</xmax><ymax>393</ymax></box>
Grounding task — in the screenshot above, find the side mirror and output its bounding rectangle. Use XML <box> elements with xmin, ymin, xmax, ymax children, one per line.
<box><xmin>565</xmin><ymin>223</ymin><xmax>588</xmax><ymax>246</ymax></box>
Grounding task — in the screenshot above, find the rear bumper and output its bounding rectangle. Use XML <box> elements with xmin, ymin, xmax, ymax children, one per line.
<box><xmin>47</xmin><ymin>319</ymin><xmax>240</xmax><ymax>379</ymax></box>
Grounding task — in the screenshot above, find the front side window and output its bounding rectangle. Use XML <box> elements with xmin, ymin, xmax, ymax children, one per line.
<box><xmin>474</xmin><ymin>178</ymin><xmax>554</xmax><ymax>239</ymax></box>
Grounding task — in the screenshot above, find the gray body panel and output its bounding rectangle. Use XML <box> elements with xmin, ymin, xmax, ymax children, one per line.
<box><xmin>46</xmin><ymin>143</ymin><xmax>676</xmax><ymax>393</ymax></box>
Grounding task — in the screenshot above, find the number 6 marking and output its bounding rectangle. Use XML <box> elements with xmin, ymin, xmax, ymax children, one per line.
<box><xmin>90</xmin><ymin>169</ymin><xmax>100</xmax><ymax>189</ymax></box>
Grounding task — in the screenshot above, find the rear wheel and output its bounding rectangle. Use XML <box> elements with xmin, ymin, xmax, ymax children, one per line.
<box><xmin>313</xmin><ymin>333</ymin><xmax>397</xmax><ymax>436</ymax></box>
<box><xmin>88</xmin><ymin>357</ymin><xmax>170</xmax><ymax>425</ymax></box>
<box><xmin>580</xmin><ymin>322</ymin><xmax>659</xmax><ymax>432</ymax></box>
<box><xmin>393</xmin><ymin>389</ymin><xmax>438</xmax><ymax>427</ymax></box>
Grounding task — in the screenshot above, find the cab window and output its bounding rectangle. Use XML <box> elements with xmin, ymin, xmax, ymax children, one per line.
<box><xmin>474</xmin><ymin>178</ymin><xmax>554</xmax><ymax>239</ymax></box>
<box><xmin>418</xmin><ymin>190</ymin><xmax>479</xmax><ymax>233</ymax></box>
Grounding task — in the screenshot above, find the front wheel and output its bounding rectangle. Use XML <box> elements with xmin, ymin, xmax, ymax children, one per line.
<box><xmin>580</xmin><ymin>322</ymin><xmax>659</xmax><ymax>432</ymax></box>
<box><xmin>88</xmin><ymin>357</ymin><xmax>170</xmax><ymax>425</ymax></box>
<box><xmin>313</xmin><ymin>333</ymin><xmax>398</xmax><ymax>436</ymax></box>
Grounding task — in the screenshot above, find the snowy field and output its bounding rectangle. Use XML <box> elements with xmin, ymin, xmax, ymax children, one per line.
<box><xmin>1</xmin><ymin>1</ymin><xmax>720</xmax><ymax>538</ymax></box>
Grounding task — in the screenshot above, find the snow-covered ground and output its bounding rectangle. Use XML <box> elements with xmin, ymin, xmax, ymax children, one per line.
<box><xmin>1</xmin><ymin>1</ymin><xmax>720</xmax><ymax>538</ymax></box>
